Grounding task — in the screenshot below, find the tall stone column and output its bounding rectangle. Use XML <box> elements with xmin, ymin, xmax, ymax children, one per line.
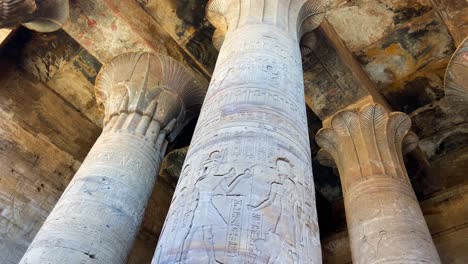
<box><xmin>0</xmin><ymin>0</ymin><xmax>69</xmax><ymax>32</ymax></box>
<box><xmin>19</xmin><ymin>52</ymin><xmax>205</xmax><ymax>264</ymax></box>
<box><xmin>316</xmin><ymin>103</ymin><xmax>441</xmax><ymax>264</ymax></box>
<box><xmin>153</xmin><ymin>1</ymin><xmax>325</xmax><ymax>263</ymax></box>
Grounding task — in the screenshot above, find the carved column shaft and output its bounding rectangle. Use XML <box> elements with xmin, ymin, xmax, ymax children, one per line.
<box><xmin>316</xmin><ymin>104</ymin><xmax>441</xmax><ymax>264</ymax></box>
<box><xmin>20</xmin><ymin>52</ymin><xmax>205</xmax><ymax>264</ymax></box>
<box><xmin>153</xmin><ymin>1</ymin><xmax>324</xmax><ymax>263</ymax></box>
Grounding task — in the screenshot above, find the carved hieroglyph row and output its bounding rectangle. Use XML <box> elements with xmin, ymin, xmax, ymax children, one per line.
<box><xmin>19</xmin><ymin>52</ymin><xmax>205</xmax><ymax>263</ymax></box>
<box><xmin>316</xmin><ymin>104</ymin><xmax>441</xmax><ymax>264</ymax></box>
<box><xmin>0</xmin><ymin>0</ymin><xmax>69</xmax><ymax>32</ymax></box>
<box><xmin>445</xmin><ymin>37</ymin><xmax>468</xmax><ymax>114</ymax></box>
<box><xmin>153</xmin><ymin>1</ymin><xmax>325</xmax><ymax>263</ymax></box>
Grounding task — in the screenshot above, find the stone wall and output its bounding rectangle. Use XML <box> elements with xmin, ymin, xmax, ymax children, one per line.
<box><xmin>0</xmin><ymin>29</ymin><xmax>100</xmax><ymax>264</ymax></box>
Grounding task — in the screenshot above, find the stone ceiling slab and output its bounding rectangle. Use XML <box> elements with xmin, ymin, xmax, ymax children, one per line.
<box><xmin>431</xmin><ymin>0</ymin><xmax>468</xmax><ymax>46</ymax></box>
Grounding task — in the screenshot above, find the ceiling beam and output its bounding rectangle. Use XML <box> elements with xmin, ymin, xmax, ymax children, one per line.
<box><xmin>62</xmin><ymin>0</ymin><xmax>210</xmax><ymax>80</ymax></box>
<box><xmin>430</xmin><ymin>0</ymin><xmax>468</xmax><ymax>46</ymax></box>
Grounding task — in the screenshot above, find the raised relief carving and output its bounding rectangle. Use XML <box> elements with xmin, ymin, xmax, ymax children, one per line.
<box><xmin>0</xmin><ymin>0</ymin><xmax>69</xmax><ymax>32</ymax></box>
<box><xmin>96</xmin><ymin>52</ymin><xmax>206</xmax><ymax>140</ymax></box>
<box><xmin>445</xmin><ymin>37</ymin><xmax>468</xmax><ymax>114</ymax></box>
<box><xmin>206</xmin><ymin>0</ymin><xmax>325</xmax><ymax>51</ymax></box>
<box><xmin>154</xmin><ymin>1</ymin><xmax>325</xmax><ymax>263</ymax></box>
<box><xmin>316</xmin><ymin>103</ymin><xmax>441</xmax><ymax>264</ymax></box>
<box><xmin>20</xmin><ymin>52</ymin><xmax>206</xmax><ymax>264</ymax></box>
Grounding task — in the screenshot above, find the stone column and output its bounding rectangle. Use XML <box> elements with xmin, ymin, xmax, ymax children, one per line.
<box><xmin>316</xmin><ymin>103</ymin><xmax>441</xmax><ymax>264</ymax></box>
<box><xmin>0</xmin><ymin>0</ymin><xmax>69</xmax><ymax>32</ymax></box>
<box><xmin>19</xmin><ymin>52</ymin><xmax>205</xmax><ymax>264</ymax></box>
<box><xmin>153</xmin><ymin>1</ymin><xmax>325</xmax><ymax>263</ymax></box>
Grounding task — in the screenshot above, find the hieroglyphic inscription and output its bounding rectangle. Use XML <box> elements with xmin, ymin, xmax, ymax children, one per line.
<box><xmin>153</xmin><ymin>3</ymin><xmax>322</xmax><ymax>262</ymax></box>
<box><xmin>226</xmin><ymin>199</ymin><xmax>243</xmax><ymax>256</ymax></box>
<box><xmin>247</xmin><ymin>212</ymin><xmax>263</xmax><ymax>264</ymax></box>
<box><xmin>22</xmin><ymin>129</ymin><xmax>162</xmax><ymax>264</ymax></box>
<box><xmin>156</xmin><ymin>144</ymin><xmax>320</xmax><ymax>263</ymax></box>
<box><xmin>21</xmin><ymin>52</ymin><xmax>205</xmax><ymax>264</ymax></box>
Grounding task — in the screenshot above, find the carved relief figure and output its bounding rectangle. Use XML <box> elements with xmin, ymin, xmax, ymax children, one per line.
<box><xmin>176</xmin><ymin>151</ymin><xmax>253</xmax><ymax>263</ymax></box>
<box><xmin>153</xmin><ymin>1</ymin><xmax>325</xmax><ymax>262</ymax></box>
<box><xmin>249</xmin><ymin>158</ymin><xmax>300</xmax><ymax>260</ymax></box>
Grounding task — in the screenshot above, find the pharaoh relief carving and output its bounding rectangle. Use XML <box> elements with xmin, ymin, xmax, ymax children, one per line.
<box><xmin>445</xmin><ymin>37</ymin><xmax>468</xmax><ymax>114</ymax></box>
<box><xmin>20</xmin><ymin>52</ymin><xmax>206</xmax><ymax>264</ymax></box>
<box><xmin>153</xmin><ymin>1</ymin><xmax>325</xmax><ymax>263</ymax></box>
<box><xmin>0</xmin><ymin>0</ymin><xmax>69</xmax><ymax>32</ymax></box>
<box><xmin>316</xmin><ymin>104</ymin><xmax>441</xmax><ymax>264</ymax></box>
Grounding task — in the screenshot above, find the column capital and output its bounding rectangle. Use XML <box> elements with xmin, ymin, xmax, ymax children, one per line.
<box><xmin>445</xmin><ymin>36</ymin><xmax>468</xmax><ymax>114</ymax></box>
<box><xmin>316</xmin><ymin>104</ymin><xmax>418</xmax><ymax>190</ymax></box>
<box><xmin>0</xmin><ymin>0</ymin><xmax>69</xmax><ymax>32</ymax></box>
<box><xmin>206</xmin><ymin>0</ymin><xmax>325</xmax><ymax>50</ymax></box>
<box><xmin>95</xmin><ymin>52</ymin><xmax>206</xmax><ymax>140</ymax></box>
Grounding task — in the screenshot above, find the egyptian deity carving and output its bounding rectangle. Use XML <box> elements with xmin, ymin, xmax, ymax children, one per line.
<box><xmin>0</xmin><ymin>0</ymin><xmax>69</xmax><ymax>32</ymax></box>
<box><xmin>154</xmin><ymin>2</ymin><xmax>324</xmax><ymax>263</ymax></box>
<box><xmin>445</xmin><ymin>37</ymin><xmax>468</xmax><ymax>114</ymax></box>
<box><xmin>206</xmin><ymin>0</ymin><xmax>325</xmax><ymax>50</ymax></box>
<box><xmin>315</xmin><ymin>103</ymin><xmax>441</xmax><ymax>264</ymax></box>
<box><xmin>19</xmin><ymin>52</ymin><xmax>206</xmax><ymax>264</ymax></box>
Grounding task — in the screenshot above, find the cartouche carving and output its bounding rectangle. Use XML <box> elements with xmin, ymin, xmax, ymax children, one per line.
<box><xmin>0</xmin><ymin>0</ymin><xmax>69</xmax><ymax>32</ymax></box>
<box><xmin>445</xmin><ymin>37</ymin><xmax>468</xmax><ymax>114</ymax></box>
<box><xmin>19</xmin><ymin>52</ymin><xmax>206</xmax><ymax>264</ymax></box>
<box><xmin>154</xmin><ymin>1</ymin><xmax>325</xmax><ymax>263</ymax></box>
<box><xmin>316</xmin><ymin>104</ymin><xmax>441</xmax><ymax>264</ymax></box>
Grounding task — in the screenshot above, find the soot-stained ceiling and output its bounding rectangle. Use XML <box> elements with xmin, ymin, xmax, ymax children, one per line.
<box><xmin>1</xmin><ymin>0</ymin><xmax>466</xmax><ymax>250</ymax></box>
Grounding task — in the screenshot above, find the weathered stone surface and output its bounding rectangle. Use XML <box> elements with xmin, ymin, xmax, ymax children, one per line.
<box><xmin>445</xmin><ymin>38</ymin><xmax>468</xmax><ymax>114</ymax></box>
<box><xmin>303</xmin><ymin>18</ymin><xmax>391</xmax><ymax>120</ymax></box>
<box><xmin>19</xmin><ymin>52</ymin><xmax>206</xmax><ymax>263</ymax></box>
<box><xmin>322</xmin><ymin>183</ymin><xmax>468</xmax><ymax>263</ymax></box>
<box><xmin>153</xmin><ymin>1</ymin><xmax>324</xmax><ymax>263</ymax></box>
<box><xmin>63</xmin><ymin>0</ymin><xmax>210</xmax><ymax>82</ymax></box>
<box><xmin>356</xmin><ymin>11</ymin><xmax>453</xmax><ymax>92</ymax></box>
<box><xmin>16</xmin><ymin>29</ymin><xmax>81</xmax><ymax>83</ymax></box>
<box><xmin>0</xmin><ymin>1</ymin><xmax>467</xmax><ymax>262</ymax></box>
<box><xmin>384</xmin><ymin>58</ymin><xmax>448</xmax><ymax>113</ymax></box>
<box><xmin>0</xmin><ymin>62</ymin><xmax>100</xmax><ymax>161</ymax></box>
<box><xmin>63</xmin><ymin>0</ymin><xmax>164</xmax><ymax>63</ymax></box>
<box><xmin>316</xmin><ymin>104</ymin><xmax>440</xmax><ymax>264</ymax></box>
<box><xmin>0</xmin><ymin>34</ymin><xmax>99</xmax><ymax>264</ymax></box>
<box><xmin>0</xmin><ymin>0</ymin><xmax>69</xmax><ymax>32</ymax></box>
<box><xmin>327</xmin><ymin>2</ymin><xmax>395</xmax><ymax>52</ymax></box>
<box><xmin>303</xmin><ymin>31</ymin><xmax>367</xmax><ymax>119</ymax></box>
<box><xmin>128</xmin><ymin>147</ymin><xmax>190</xmax><ymax>263</ymax></box>
<box><xmin>0</xmin><ymin>110</ymin><xmax>82</xmax><ymax>264</ymax></box>
<box><xmin>326</xmin><ymin>0</ymin><xmax>456</xmax><ymax>117</ymax></box>
<box><xmin>431</xmin><ymin>0</ymin><xmax>468</xmax><ymax>46</ymax></box>
<box><xmin>136</xmin><ymin>0</ymin><xmax>218</xmax><ymax>73</ymax></box>
<box><xmin>411</xmin><ymin>99</ymin><xmax>467</xmax><ymax>159</ymax></box>
<box><xmin>0</xmin><ymin>0</ymin><xmax>37</xmax><ymax>29</ymax></box>
<box><xmin>46</xmin><ymin>50</ymin><xmax>104</xmax><ymax>126</ymax></box>
<box><xmin>7</xmin><ymin>28</ymin><xmax>104</xmax><ymax>126</ymax></box>
<box><xmin>159</xmin><ymin>147</ymin><xmax>189</xmax><ymax>186</ymax></box>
